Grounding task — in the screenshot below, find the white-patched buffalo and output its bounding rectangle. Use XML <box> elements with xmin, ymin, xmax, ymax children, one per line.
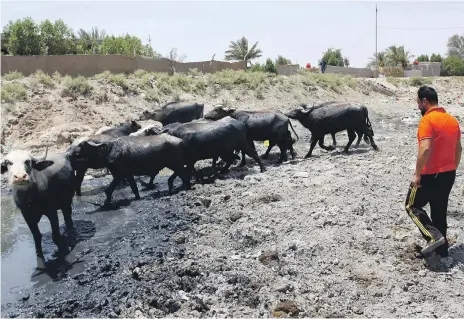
<box><xmin>1</xmin><ymin>147</ymin><xmax>75</xmax><ymax>268</ymax></box>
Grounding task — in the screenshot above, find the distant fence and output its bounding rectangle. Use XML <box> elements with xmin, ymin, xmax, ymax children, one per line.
<box><xmin>0</xmin><ymin>55</ymin><xmax>247</xmax><ymax>77</ymax></box>
<box><xmin>277</xmin><ymin>65</ymin><xmax>374</xmax><ymax>78</ymax></box>
<box><xmin>325</xmin><ymin>66</ymin><xmax>374</xmax><ymax>78</ymax></box>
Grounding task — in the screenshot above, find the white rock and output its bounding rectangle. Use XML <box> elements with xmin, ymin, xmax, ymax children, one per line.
<box><xmin>294</xmin><ymin>171</ymin><xmax>310</xmax><ymax>178</ymax></box>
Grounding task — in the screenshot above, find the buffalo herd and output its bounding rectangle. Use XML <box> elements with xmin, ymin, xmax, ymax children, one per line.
<box><xmin>1</xmin><ymin>100</ymin><xmax>379</xmax><ymax>267</ymax></box>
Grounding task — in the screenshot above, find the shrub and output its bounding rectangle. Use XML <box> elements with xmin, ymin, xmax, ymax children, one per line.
<box><xmin>408</xmin><ymin>77</ymin><xmax>433</xmax><ymax>86</ymax></box>
<box><xmin>108</xmin><ymin>73</ymin><xmax>129</xmax><ymax>90</ymax></box>
<box><xmin>2</xmin><ymin>71</ymin><xmax>23</xmax><ymax>81</ymax></box>
<box><xmin>34</xmin><ymin>70</ymin><xmax>55</xmax><ymax>88</ymax></box>
<box><xmin>144</xmin><ymin>88</ymin><xmax>160</xmax><ymax>102</ymax></box>
<box><xmin>61</xmin><ymin>76</ymin><xmax>93</xmax><ymax>98</ymax></box>
<box><xmin>1</xmin><ymin>82</ymin><xmax>28</xmax><ymax>103</ymax></box>
<box><xmin>441</xmin><ymin>56</ymin><xmax>464</xmax><ymax>76</ymax></box>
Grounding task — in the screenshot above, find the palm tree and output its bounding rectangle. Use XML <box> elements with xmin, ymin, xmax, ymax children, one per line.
<box><xmin>385</xmin><ymin>45</ymin><xmax>414</xmax><ymax>69</ymax></box>
<box><xmin>77</xmin><ymin>27</ymin><xmax>106</xmax><ymax>42</ymax></box>
<box><xmin>224</xmin><ymin>36</ymin><xmax>263</xmax><ymax>67</ymax></box>
<box><xmin>367</xmin><ymin>51</ymin><xmax>387</xmax><ymax>68</ymax></box>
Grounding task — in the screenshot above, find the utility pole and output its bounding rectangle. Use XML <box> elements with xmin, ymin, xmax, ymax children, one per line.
<box><xmin>375</xmin><ymin>4</ymin><xmax>378</xmax><ymax>77</ymax></box>
<box><xmin>148</xmin><ymin>34</ymin><xmax>151</xmax><ymax>46</ymax></box>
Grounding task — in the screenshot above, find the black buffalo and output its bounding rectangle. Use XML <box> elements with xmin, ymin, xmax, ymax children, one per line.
<box><xmin>204</xmin><ymin>106</ymin><xmax>299</xmax><ymax>163</ymax></box>
<box><xmin>301</xmin><ymin>101</ymin><xmax>370</xmax><ymax>147</ymax></box>
<box><xmin>66</xmin><ymin>120</ymin><xmax>141</xmax><ymax>195</ymax></box>
<box><xmin>138</xmin><ymin>101</ymin><xmax>204</xmax><ymax>126</ymax></box>
<box><xmin>158</xmin><ymin>116</ymin><xmax>266</xmax><ymax>178</ymax></box>
<box><xmin>1</xmin><ymin>147</ymin><xmax>75</xmax><ymax>268</ymax></box>
<box><xmin>285</xmin><ymin>102</ymin><xmax>379</xmax><ymax>157</ymax></box>
<box><xmin>66</xmin><ymin>134</ymin><xmax>190</xmax><ymax>206</ymax></box>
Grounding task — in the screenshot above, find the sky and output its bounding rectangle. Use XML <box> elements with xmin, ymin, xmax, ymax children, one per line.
<box><xmin>1</xmin><ymin>0</ymin><xmax>464</xmax><ymax>68</ymax></box>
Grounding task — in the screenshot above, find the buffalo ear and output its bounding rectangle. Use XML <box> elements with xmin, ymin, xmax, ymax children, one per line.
<box><xmin>32</xmin><ymin>160</ymin><xmax>54</xmax><ymax>171</ymax></box>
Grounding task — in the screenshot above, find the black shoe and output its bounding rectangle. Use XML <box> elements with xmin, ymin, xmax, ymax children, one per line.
<box><xmin>421</xmin><ymin>237</ymin><xmax>446</xmax><ymax>256</ymax></box>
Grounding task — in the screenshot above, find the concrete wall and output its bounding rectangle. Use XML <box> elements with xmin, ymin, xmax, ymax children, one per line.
<box><xmin>0</xmin><ymin>55</ymin><xmax>246</xmax><ymax>77</ymax></box>
<box><xmin>325</xmin><ymin>66</ymin><xmax>374</xmax><ymax>78</ymax></box>
<box><xmin>276</xmin><ymin>65</ymin><xmax>300</xmax><ymax>76</ymax></box>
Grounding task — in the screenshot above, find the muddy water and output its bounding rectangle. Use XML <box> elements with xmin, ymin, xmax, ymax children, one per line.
<box><xmin>1</xmin><ymin>174</ymin><xmax>178</xmax><ymax>314</ymax></box>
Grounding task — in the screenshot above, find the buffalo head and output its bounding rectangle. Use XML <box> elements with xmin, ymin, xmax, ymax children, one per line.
<box><xmin>285</xmin><ymin>108</ymin><xmax>309</xmax><ymax>121</ymax></box>
<box><xmin>1</xmin><ymin>147</ymin><xmax>52</xmax><ymax>188</ymax></box>
<box><xmin>204</xmin><ymin>106</ymin><xmax>236</xmax><ymax>121</ymax></box>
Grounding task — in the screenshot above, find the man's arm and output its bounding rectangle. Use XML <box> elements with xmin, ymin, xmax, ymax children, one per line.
<box><xmin>415</xmin><ymin>138</ymin><xmax>432</xmax><ymax>177</ymax></box>
<box><xmin>456</xmin><ymin>136</ymin><xmax>462</xmax><ymax>169</ymax></box>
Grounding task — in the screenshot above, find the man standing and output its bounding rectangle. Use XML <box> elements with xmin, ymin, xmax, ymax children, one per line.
<box><xmin>405</xmin><ymin>86</ymin><xmax>462</xmax><ymax>257</ymax></box>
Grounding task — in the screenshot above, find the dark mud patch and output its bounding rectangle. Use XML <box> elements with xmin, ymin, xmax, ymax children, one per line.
<box><xmin>1</xmin><ymin>176</ymin><xmax>200</xmax><ymax>318</ymax></box>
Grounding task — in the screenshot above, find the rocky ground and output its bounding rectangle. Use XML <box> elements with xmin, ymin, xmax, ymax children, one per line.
<box><xmin>1</xmin><ymin>72</ymin><xmax>464</xmax><ymax>318</ymax></box>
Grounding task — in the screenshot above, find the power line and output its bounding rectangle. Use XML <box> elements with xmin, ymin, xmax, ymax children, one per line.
<box><xmin>379</xmin><ymin>26</ymin><xmax>464</xmax><ymax>30</ymax></box>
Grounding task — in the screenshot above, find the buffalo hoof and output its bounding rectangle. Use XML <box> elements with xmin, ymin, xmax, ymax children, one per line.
<box><xmin>328</xmin><ymin>145</ymin><xmax>336</xmax><ymax>151</ymax></box>
<box><xmin>261</xmin><ymin>154</ymin><xmax>269</xmax><ymax>159</ymax></box>
<box><xmin>373</xmin><ymin>145</ymin><xmax>380</xmax><ymax>151</ymax></box>
<box><xmin>36</xmin><ymin>256</ymin><xmax>46</xmax><ymax>269</ymax></box>
<box><xmin>304</xmin><ymin>154</ymin><xmax>312</xmax><ymax>159</ymax></box>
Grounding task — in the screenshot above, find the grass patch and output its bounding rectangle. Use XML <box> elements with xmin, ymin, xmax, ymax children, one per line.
<box><xmin>1</xmin><ymin>82</ymin><xmax>28</xmax><ymax>103</ymax></box>
<box><xmin>144</xmin><ymin>88</ymin><xmax>160</xmax><ymax>102</ymax></box>
<box><xmin>386</xmin><ymin>77</ymin><xmax>402</xmax><ymax>86</ymax></box>
<box><xmin>408</xmin><ymin>77</ymin><xmax>433</xmax><ymax>86</ymax></box>
<box><xmin>108</xmin><ymin>73</ymin><xmax>129</xmax><ymax>90</ymax></box>
<box><xmin>2</xmin><ymin>71</ymin><xmax>23</xmax><ymax>81</ymax></box>
<box><xmin>34</xmin><ymin>70</ymin><xmax>55</xmax><ymax>88</ymax></box>
<box><xmin>61</xmin><ymin>76</ymin><xmax>93</xmax><ymax>99</ymax></box>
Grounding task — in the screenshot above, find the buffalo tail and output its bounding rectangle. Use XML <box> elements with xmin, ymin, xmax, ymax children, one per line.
<box><xmin>288</xmin><ymin>119</ymin><xmax>299</xmax><ymax>141</ymax></box>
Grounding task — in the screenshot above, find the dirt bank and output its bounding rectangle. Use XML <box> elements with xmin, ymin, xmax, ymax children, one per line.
<box><xmin>1</xmin><ymin>72</ymin><xmax>464</xmax><ymax>318</ymax></box>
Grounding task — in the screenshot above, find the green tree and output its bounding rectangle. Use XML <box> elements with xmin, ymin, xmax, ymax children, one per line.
<box><xmin>442</xmin><ymin>55</ymin><xmax>464</xmax><ymax>76</ymax></box>
<box><xmin>367</xmin><ymin>51</ymin><xmax>387</xmax><ymax>68</ymax></box>
<box><xmin>224</xmin><ymin>36</ymin><xmax>263</xmax><ymax>67</ymax></box>
<box><xmin>275</xmin><ymin>55</ymin><xmax>291</xmax><ymax>65</ymax></box>
<box><xmin>3</xmin><ymin>17</ymin><xmax>42</xmax><ymax>55</ymax></box>
<box><xmin>142</xmin><ymin>44</ymin><xmax>162</xmax><ymax>58</ymax></box>
<box><xmin>321</xmin><ymin>48</ymin><xmax>349</xmax><ymax>67</ymax></box>
<box><xmin>100</xmin><ymin>34</ymin><xmax>144</xmax><ymax>56</ymax></box>
<box><xmin>385</xmin><ymin>45</ymin><xmax>413</xmax><ymax>69</ymax></box>
<box><xmin>416</xmin><ymin>54</ymin><xmax>429</xmax><ymax>62</ymax></box>
<box><xmin>76</xmin><ymin>27</ymin><xmax>106</xmax><ymax>54</ymax></box>
<box><xmin>430</xmin><ymin>53</ymin><xmax>443</xmax><ymax>62</ymax></box>
<box><xmin>40</xmin><ymin>19</ymin><xmax>76</xmax><ymax>55</ymax></box>
<box><xmin>447</xmin><ymin>34</ymin><xmax>464</xmax><ymax>59</ymax></box>
<box><xmin>264</xmin><ymin>58</ymin><xmax>277</xmax><ymax>73</ymax></box>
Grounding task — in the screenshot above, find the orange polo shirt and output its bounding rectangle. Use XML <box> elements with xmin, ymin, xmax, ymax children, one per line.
<box><xmin>417</xmin><ymin>107</ymin><xmax>461</xmax><ymax>175</ymax></box>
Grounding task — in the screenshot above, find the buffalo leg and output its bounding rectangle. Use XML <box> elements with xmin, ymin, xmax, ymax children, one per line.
<box><xmin>240</xmin><ymin>139</ymin><xmax>256</xmax><ymax>167</ymax></box>
<box><xmin>104</xmin><ymin>176</ymin><xmax>123</xmax><ymax>206</ymax></box>
<box><xmin>331</xmin><ymin>133</ymin><xmax>337</xmax><ymax>147</ymax></box>
<box><xmin>277</xmin><ymin>140</ymin><xmax>288</xmax><ymax>163</ymax></box>
<box><xmin>23</xmin><ymin>212</ymin><xmax>46</xmax><ymax>268</ymax></box>
<box><xmin>355</xmin><ymin>132</ymin><xmax>363</xmax><ymax>147</ymax></box>
<box><xmin>319</xmin><ymin>136</ymin><xmax>335</xmax><ymax>151</ymax></box>
<box><xmin>219</xmin><ymin>153</ymin><xmax>237</xmax><ymax>174</ymax></box>
<box><xmin>304</xmin><ymin>138</ymin><xmax>319</xmax><ymax>158</ymax></box>
<box><xmin>262</xmin><ymin>140</ymin><xmax>277</xmax><ymax>159</ymax></box>
<box><xmin>344</xmin><ymin>129</ymin><xmax>357</xmax><ymax>153</ymax></box>
<box><xmin>46</xmin><ymin>210</ymin><xmax>70</xmax><ymax>255</ymax></box>
<box><xmin>75</xmin><ymin>168</ymin><xmax>86</xmax><ymax>196</ymax></box>
<box><xmin>367</xmin><ymin>135</ymin><xmax>379</xmax><ymax>151</ymax></box>
<box><xmin>241</xmin><ymin>143</ymin><xmax>266</xmax><ymax>172</ymax></box>
<box><xmin>62</xmin><ymin>205</ymin><xmax>76</xmax><ymax>249</ymax></box>
<box><xmin>126</xmin><ymin>175</ymin><xmax>141</xmax><ymax>200</ymax></box>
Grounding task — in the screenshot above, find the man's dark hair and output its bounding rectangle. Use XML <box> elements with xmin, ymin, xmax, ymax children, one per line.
<box><xmin>418</xmin><ymin>86</ymin><xmax>438</xmax><ymax>105</ymax></box>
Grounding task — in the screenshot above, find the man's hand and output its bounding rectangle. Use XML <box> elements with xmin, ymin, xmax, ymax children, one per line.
<box><xmin>411</xmin><ymin>174</ymin><xmax>421</xmax><ymax>188</ymax></box>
